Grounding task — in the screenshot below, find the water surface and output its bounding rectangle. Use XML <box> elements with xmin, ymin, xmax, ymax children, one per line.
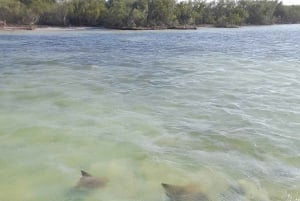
<box><xmin>1</xmin><ymin>25</ymin><xmax>300</xmax><ymax>201</ymax></box>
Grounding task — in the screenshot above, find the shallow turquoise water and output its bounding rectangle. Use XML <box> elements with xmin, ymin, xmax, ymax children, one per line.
<box><xmin>0</xmin><ymin>25</ymin><xmax>300</xmax><ymax>201</ymax></box>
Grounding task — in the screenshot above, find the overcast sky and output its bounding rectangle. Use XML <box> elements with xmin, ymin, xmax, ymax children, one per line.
<box><xmin>281</xmin><ymin>0</ymin><xmax>300</xmax><ymax>5</ymax></box>
<box><xmin>179</xmin><ymin>0</ymin><xmax>300</xmax><ymax>5</ymax></box>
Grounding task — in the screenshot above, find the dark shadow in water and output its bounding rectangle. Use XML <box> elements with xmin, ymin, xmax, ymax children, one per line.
<box><xmin>162</xmin><ymin>183</ymin><xmax>209</xmax><ymax>201</ymax></box>
<box><xmin>161</xmin><ymin>182</ymin><xmax>246</xmax><ymax>201</ymax></box>
<box><xmin>63</xmin><ymin>170</ymin><xmax>108</xmax><ymax>201</ymax></box>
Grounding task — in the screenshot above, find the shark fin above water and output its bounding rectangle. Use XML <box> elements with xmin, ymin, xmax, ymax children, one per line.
<box><xmin>81</xmin><ymin>170</ymin><xmax>91</xmax><ymax>177</ymax></box>
<box><xmin>161</xmin><ymin>183</ymin><xmax>209</xmax><ymax>201</ymax></box>
<box><xmin>76</xmin><ymin>170</ymin><xmax>108</xmax><ymax>189</ymax></box>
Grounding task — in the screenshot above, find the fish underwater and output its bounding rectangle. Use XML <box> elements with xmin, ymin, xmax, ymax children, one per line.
<box><xmin>161</xmin><ymin>180</ymin><xmax>271</xmax><ymax>201</ymax></box>
<box><xmin>65</xmin><ymin>170</ymin><xmax>108</xmax><ymax>201</ymax></box>
<box><xmin>76</xmin><ymin>170</ymin><xmax>108</xmax><ymax>189</ymax></box>
<box><xmin>161</xmin><ymin>183</ymin><xmax>209</xmax><ymax>201</ymax></box>
<box><xmin>161</xmin><ymin>182</ymin><xmax>253</xmax><ymax>201</ymax></box>
<box><xmin>64</xmin><ymin>170</ymin><xmax>268</xmax><ymax>201</ymax></box>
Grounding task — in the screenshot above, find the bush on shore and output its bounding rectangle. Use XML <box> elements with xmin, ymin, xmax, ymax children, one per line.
<box><xmin>0</xmin><ymin>0</ymin><xmax>299</xmax><ymax>28</ymax></box>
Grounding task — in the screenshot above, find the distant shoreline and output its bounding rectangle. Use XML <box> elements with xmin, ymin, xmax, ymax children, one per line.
<box><xmin>1</xmin><ymin>24</ymin><xmax>299</xmax><ymax>32</ymax></box>
<box><xmin>0</xmin><ymin>25</ymin><xmax>199</xmax><ymax>32</ymax></box>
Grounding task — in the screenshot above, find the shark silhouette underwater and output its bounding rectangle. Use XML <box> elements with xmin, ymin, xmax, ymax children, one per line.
<box><xmin>161</xmin><ymin>182</ymin><xmax>247</xmax><ymax>201</ymax></box>
<box><xmin>75</xmin><ymin>170</ymin><xmax>109</xmax><ymax>189</ymax></box>
<box><xmin>161</xmin><ymin>183</ymin><xmax>209</xmax><ymax>201</ymax></box>
<box><xmin>65</xmin><ymin>170</ymin><xmax>108</xmax><ymax>201</ymax></box>
<box><xmin>67</xmin><ymin>170</ymin><xmax>245</xmax><ymax>201</ymax></box>
<box><xmin>71</xmin><ymin>171</ymin><xmax>205</xmax><ymax>201</ymax></box>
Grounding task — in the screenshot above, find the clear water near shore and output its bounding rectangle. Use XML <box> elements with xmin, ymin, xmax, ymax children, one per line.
<box><xmin>0</xmin><ymin>25</ymin><xmax>300</xmax><ymax>201</ymax></box>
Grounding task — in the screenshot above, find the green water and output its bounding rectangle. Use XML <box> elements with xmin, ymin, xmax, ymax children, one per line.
<box><xmin>0</xmin><ymin>25</ymin><xmax>300</xmax><ymax>201</ymax></box>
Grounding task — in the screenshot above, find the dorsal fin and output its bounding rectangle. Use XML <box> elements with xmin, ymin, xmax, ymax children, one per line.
<box><xmin>161</xmin><ymin>183</ymin><xmax>208</xmax><ymax>201</ymax></box>
<box><xmin>162</xmin><ymin>183</ymin><xmax>186</xmax><ymax>196</ymax></box>
<box><xmin>81</xmin><ymin>170</ymin><xmax>91</xmax><ymax>177</ymax></box>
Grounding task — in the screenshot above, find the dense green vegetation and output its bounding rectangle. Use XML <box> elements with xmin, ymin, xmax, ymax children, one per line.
<box><xmin>0</xmin><ymin>0</ymin><xmax>300</xmax><ymax>28</ymax></box>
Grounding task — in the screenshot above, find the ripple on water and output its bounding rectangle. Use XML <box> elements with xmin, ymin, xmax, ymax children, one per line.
<box><xmin>1</xmin><ymin>25</ymin><xmax>300</xmax><ymax>201</ymax></box>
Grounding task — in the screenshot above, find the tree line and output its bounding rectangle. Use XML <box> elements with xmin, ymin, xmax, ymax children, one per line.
<box><xmin>0</xmin><ymin>0</ymin><xmax>300</xmax><ymax>28</ymax></box>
